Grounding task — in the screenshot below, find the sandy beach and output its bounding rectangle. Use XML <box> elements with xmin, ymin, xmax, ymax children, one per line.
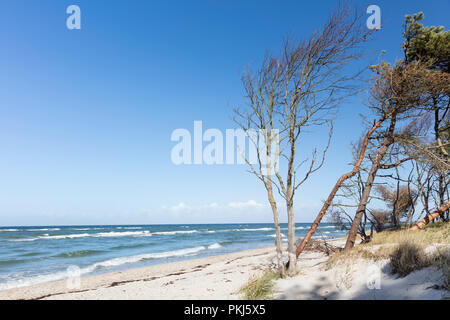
<box><xmin>1</xmin><ymin>237</ymin><xmax>448</xmax><ymax>300</ymax></box>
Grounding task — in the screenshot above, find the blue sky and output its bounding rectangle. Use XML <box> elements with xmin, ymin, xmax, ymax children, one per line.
<box><xmin>0</xmin><ymin>0</ymin><xmax>449</xmax><ymax>226</ymax></box>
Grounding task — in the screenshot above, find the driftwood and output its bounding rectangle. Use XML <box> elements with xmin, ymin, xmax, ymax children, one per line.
<box><xmin>295</xmin><ymin>238</ymin><xmax>340</xmax><ymax>256</ymax></box>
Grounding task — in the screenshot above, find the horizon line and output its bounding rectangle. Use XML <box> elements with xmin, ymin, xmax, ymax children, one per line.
<box><xmin>0</xmin><ymin>221</ymin><xmax>326</xmax><ymax>228</ymax></box>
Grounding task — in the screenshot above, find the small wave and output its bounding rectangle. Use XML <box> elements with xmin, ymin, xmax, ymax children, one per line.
<box><xmin>267</xmin><ymin>235</ymin><xmax>287</xmax><ymax>242</ymax></box>
<box><xmin>37</xmin><ymin>233</ymin><xmax>91</xmax><ymax>240</ymax></box>
<box><xmin>234</xmin><ymin>228</ymin><xmax>274</xmax><ymax>232</ymax></box>
<box><xmin>0</xmin><ymin>229</ymin><xmax>19</xmax><ymax>232</ymax></box>
<box><xmin>0</xmin><ymin>259</ymin><xmax>26</xmax><ymax>266</ymax></box>
<box><xmin>55</xmin><ymin>250</ymin><xmax>104</xmax><ymax>258</ymax></box>
<box><xmin>111</xmin><ymin>243</ymin><xmax>149</xmax><ymax>250</ymax></box>
<box><xmin>312</xmin><ymin>235</ymin><xmax>328</xmax><ymax>239</ymax></box>
<box><xmin>81</xmin><ymin>246</ymin><xmax>208</xmax><ymax>271</ymax></box>
<box><xmin>10</xmin><ymin>231</ymin><xmax>152</xmax><ymax>241</ymax></box>
<box><xmin>19</xmin><ymin>252</ymin><xmax>41</xmax><ymax>257</ymax></box>
<box><xmin>94</xmin><ymin>231</ymin><xmax>151</xmax><ymax>238</ymax></box>
<box><xmin>152</xmin><ymin>230</ymin><xmax>197</xmax><ymax>236</ymax></box>
<box><xmin>0</xmin><ymin>271</ymin><xmax>71</xmax><ymax>291</ymax></box>
<box><xmin>27</xmin><ymin>228</ymin><xmax>61</xmax><ymax>232</ymax></box>
<box><xmin>9</xmin><ymin>238</ymin><xmax>38</xmax><ymax>242</ymax></box>
<box><xmin>266</xmin><ymin>233</ymin><xmax>286</xmax><ymax>238</ymax></box>
<box><xmin>208</xmin><ymin>243</ymin><xmax>222</xmax><ymax>249</ymax></box>
<box><xmin>116</xmin><ymin>227</ymin><xmax>142</xmax><ymax>230</ymax></box>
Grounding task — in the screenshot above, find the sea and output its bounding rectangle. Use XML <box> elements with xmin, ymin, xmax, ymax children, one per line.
<box><xmin>0</xmin><ymin>223</ymin><xmax>347</xmax><ymax>291</ymax></box>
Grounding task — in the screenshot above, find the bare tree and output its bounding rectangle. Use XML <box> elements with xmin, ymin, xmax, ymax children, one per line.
<box><xmin>233</xmin><ymin>54</ymin><xmax>286</xmax><ymax>276</ymax></box>
<box><xmin>376</xmin><ymin>184</ymin><xmax>417</xmax><ymax>227</ymax></box>
<box><xmin>235</xmin><ymin>2</ymin><xmax>372</xmax><ymax>275</ymax></box>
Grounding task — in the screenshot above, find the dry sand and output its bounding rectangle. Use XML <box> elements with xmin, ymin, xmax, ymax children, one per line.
<box><xmin>0</xmin><ymin>239</ymin><xmax>448</xmax><ymax>300</ymax></box>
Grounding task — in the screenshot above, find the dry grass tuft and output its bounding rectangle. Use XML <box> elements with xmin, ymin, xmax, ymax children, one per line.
<box><xmin>370</xmin><ymin>221</ymin><xmax>449</xmax><ymax>246</ymax></box>
<box><xmin>325</xmin><ymin>222</ymin><xmax>449</xmax><ymax>276</ymax></box>
<box><xmin>239</xmin><ymin>269</ymin><xmax>279</xmax><ymax>300</ymax></box>
<box><xmin>325</xmin><ymin>246</ymin><xmax>384</xmax><ymax>270</ymax></box>
<box><xmin>390</xmin><ymin>241</ymin><xmax>430</xmax><ymax>277</ymax></box>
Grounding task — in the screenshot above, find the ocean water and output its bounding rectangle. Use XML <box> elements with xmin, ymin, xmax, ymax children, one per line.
<box><xmin>0</xmin><ymin>223</ymin><xmax>347</xmax><ymax>291</ymax></box>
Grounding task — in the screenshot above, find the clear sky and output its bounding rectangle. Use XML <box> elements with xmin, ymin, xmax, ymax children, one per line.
<box><xmin>0</xmin><ymin>0</ymin><xmax>449</xmax><ymax>226</ymax></box>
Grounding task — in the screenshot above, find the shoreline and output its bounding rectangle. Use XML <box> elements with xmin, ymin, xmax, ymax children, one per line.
<box><xmin>0</xmin><ymin>229</ymin><xmax>345</xmax><ymax>298</ymax></box>
<box><xmin>0</xmin><ymin>245</ymin><xmax>280</xmax><ymax>300</ymax></box>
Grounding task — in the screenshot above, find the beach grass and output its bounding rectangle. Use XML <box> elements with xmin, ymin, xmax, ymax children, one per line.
<box><xmin>389</xmin><ymin>241</ymin><xmax>431</xmax><ymax>277</ymax></box>
<box><xmin>326</xmin><ymin>222</ymin><xmax>450</xmax><ymax>274</ymax></box>
<box><xmin>369</xmin><ymin>221</ymin><xmax>449</xmax><ymax>246</ymax></box>
<box><xmin>239</xmin><ymin>269</ymin><xmax>279</xmax><ymax>300</ymax></box>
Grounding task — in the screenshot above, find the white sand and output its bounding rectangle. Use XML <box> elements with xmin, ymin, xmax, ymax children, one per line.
<box><xmin>0</xmin><ymin>239</ymin><xmax>448</xmax><ymax>300</ymax></box>
<box><xmin>275</xmin><ymin>257</ymin><xmax>448</xmax><ymax>300</ymax></box>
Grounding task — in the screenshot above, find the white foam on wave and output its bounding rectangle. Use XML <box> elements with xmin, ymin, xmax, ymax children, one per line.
<box><xmin>152</xmin><ymin>230</ymin><xmax>198</xmax><ymax>236</ymax></box>
<box><xmin>312</xmin><ymin>235</ymin><xmax>328</xmax><ymax>239</ymax></box>
<box><xmin>38</xmin><ymin>233</ymin><xmax>91</xmax><ymax>240</ymax></box>
<box><xmin>266</xmin><ymin>233</ymin><xmax>287</xmax><ymax>241</ymax></box>
<box><xmin>208</xmin><ymin>243</ymin><xmax>222</xmax><ymax>249</ymax></box>
<box><xmin>0</xmin><ymin>270</ymin><xmax>73</xmax><ymax>291</ymax></box>
<box><xmin>9</xmin><ymin>231</ymin><xmax>152</xmax><ymax>242</ymax></box>
<box><xmin>234</xmin><ymin>228</ymin><xmax>274</xmax><ymax>232</ymax></box>
<box><xmin>83</xmin><ymin>246</ymin><xmax>206</xmax><ymax>270</ymax></box>
<box><xmin>94</xmin><ymin>231</ymin><xmax>151</xmax><ymax>237</ymax></box>
<box><xmin>116</xmin><ymin>227</ymin><xmax>143</xmax><ymax>230</ymax></box>
<box><xmin>27</xmin><ymin>228</ymin><xmax>61</xmax><ymax>231</ymax></box>
<box><xmin>0</xmin><ymin>229</ymin><xmax>19</xmax><ymax>232</ymax></box>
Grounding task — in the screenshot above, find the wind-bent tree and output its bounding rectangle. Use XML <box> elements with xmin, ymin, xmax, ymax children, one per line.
<box><xmin>297</xmin><ymin>11</ymin><xmax>449</xmax><ymax>256</ymax></box>
<box><xmin>235</xmin><ymin>2</ymin><xmax>372</xmax><ymax>275</ymax></box>
<box><xmin>295</xmin><ymin>111</ymin><xmax>390</xmax><ymax>259</ymax></box>
<box><xmin>343</xmin><ymin>61</ymin><xmax>433</xmax><ymax>250</ymax></box>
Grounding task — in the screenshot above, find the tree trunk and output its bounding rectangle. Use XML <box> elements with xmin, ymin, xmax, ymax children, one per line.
<box><xmin>295</xmin><ymin>117</ymin><xmax>386</xmax><ymax>259</ymax></box>
<box><xmin>434</xmin><ymin>104</ymin><xmax>447</xmax><ymax>221</ymax></box>
<box><xmin>410</xmin><ymin>201</ymin><xmax>450</xmax><ymax>230</ymax></box>
<box><xmin>267</xmin><ymin>187</ymin><xmax>284</xmax><ymax>277</ymax></box>
<box><xmin>286</xmin><ymin>198</ymin><xmax>296</xmax><ymax>276</ymax></box>
<box><xmin>285</xmin><ymin>128</ymin><xmax>297</xmax><ymax>276</ymax></box>
<box><xmin>344</xmin><ymin>115</ymin><xmax>397</xmax><ymax>251</ymax></box>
